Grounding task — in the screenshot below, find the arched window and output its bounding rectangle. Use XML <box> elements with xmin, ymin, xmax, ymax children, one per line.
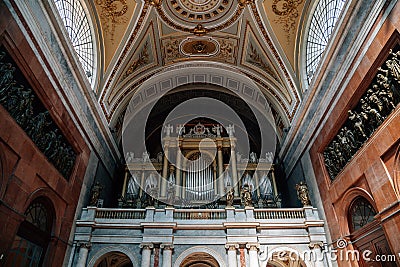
<box><xmin>305</xmin><ymin>0</ymin><xmax>346</xmax><ymax>86</ymax></box>
<box><xmin>349</xmin><ymin>197</ymin><xmax>377</xmax><ymax>232</ymax></box>
<box><xmin>6</xmin><ymin>198</ymin><xmax>54</xmax><ymax>267</ymax></box>
<box><xmin>54</xmin><ymin>0</ymin><xmax>96</xmax><ymax>87</ymax></box>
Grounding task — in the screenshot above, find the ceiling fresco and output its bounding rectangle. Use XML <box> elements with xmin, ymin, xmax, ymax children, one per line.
<box><xmin>89</xmin><ymin>0</ymin><xmax>311</xmax><ymax>131</ymax></box>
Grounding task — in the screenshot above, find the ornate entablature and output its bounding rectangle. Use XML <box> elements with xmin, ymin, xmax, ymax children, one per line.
<box><xmin>323</xmin><ymin>47</ymin><xmax>400</xmax><ymax>180</ymax></box>
<box><xmin>119</xmin><ymin>122</ymin><xmax>280</xmax><ymax>209</ymax></box>
<box><xmin>0</xmin><ymin>49</ymin><xmax>77</xmax><ymax>178</ymax></box>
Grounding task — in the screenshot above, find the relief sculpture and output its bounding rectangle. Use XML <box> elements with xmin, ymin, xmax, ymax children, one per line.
<box><xmin>0</xmin><ymin>50</ymin><xmax>76</xmax><ymax>178</ymax></box>
<box><xmin>324</xmin><ymin>48</ymin><xmax>400</xmax><ymax>179</ymax></box>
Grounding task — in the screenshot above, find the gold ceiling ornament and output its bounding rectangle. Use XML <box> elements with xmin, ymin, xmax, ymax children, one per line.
<box><xmin>272</xmin><ymin>0</ymin><xmax>303</xmax><ymax>42</ymax></box>
<box><xmin>95</xmin><ymin>0</ymin><xmax>129</xmax><ymax>43</ymax></box>
<box><xmin>180</xmin><ymin>37</ymin><xmax>219</xmax><ymax>56</ymax></box>
<box><xmin>151</xmin><ymin>0</ymin><xmax>248</xmax><ymax>35</ymax></box>
<box><xmin>238</xmin><ymin>0</ymin><xmax>254</xmax><ymax>7</ymax></box>
<box><xmin>190</xmin><ymin>24</ymin><xmax>209</xmax><ymax>36</ymax></box>
<box><xmin>147</xmin><ymin>0</ymin><xmax>162</xmax><ymax>7</ymax></box>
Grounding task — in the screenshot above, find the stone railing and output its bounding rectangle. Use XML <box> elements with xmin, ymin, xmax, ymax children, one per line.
<box><xmin>253</xmin><ymin>208</ymin><xmax>305</xmax><ymax>220</ymax></box>
<box><xmin>95</xmin><ymin>208</ymin><xmax>146</xmax><ymax>219</ymax></box>
<box><xmin>173</xmin><ymin>209</ymin><xmax>227</xmax><ymax>220</ymax></box>
<box><xmin>79</xmin><ymin>206</ymin><xmax>318</xmax><ymax>223</ymax></box>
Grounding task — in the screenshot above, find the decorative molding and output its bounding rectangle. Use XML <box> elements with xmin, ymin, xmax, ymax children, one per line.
<box><xmin>95</xmin><ymin>0</ymin><xmax>129</xmax><ymax>43</ymax></box>
<box><xmin>180</xmin><ymin>37</ymin><xmax>220</xmax><ymax>57</ymax></box>
<box><xmin>149</xmin><ymin>0</ymin><xmax>247</xmax><ymax>36</ymax></box>
<box><xmin>246</xmin><ymin>243</ymin><xmax>260</xmax><ymax>251</ymax></box>
<box><xmin>225</xmin><ymin>244</ymin><xmax>239</xmax><ymax>250</ymax></box>
<box><xmin>140</xmin><ymin>243</ymin><xmax>155</xmax><ymax>250</ymax></box>
<box><xmin>160</xmin><ymin>244</ymin><xmax>174</xmax><ymax>250</ymax></box>
<box><xmin>272</xmin><ymin>0</ymin><xmax>304</xmax><ymax>42</ymax></box>
<box><xmin>79</xmin><ymin>242</ymin><xmax>92</xmax><ymax>249</ymax></box>
<box><xmin>308</xmin><ymin>241</ymin><xmax>324</xmax><ymax>250</ymax></box>
<box><xmin>123</xmin><ymin>40</ymin><xmax>150</xmax><ymax>79</ymax></box>
<box><xmin>247</xmin><ymin>42</ymin><xmax>278</xmax><ymax>81</ymax></box>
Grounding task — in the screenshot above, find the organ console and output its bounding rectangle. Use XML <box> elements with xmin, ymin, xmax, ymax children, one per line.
<box><xmin>120</xmin><ymin>122</ymin><xmax>278</xmax><ymax>207</ymax></box>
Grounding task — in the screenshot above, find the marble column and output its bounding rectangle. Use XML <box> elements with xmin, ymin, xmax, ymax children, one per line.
<box><xmin>225</xmin><ymin>244</ymin><xmax>239</xmax><ymax>267</ymax></box>
<box><xmin>176</xmin><ymin>146</ymin><xmax>182</xmax><ymax>197</ymax></box>
<box><xmin>246</xmin><ymin>244</ymin><xmax>259</xmax><ymax>267</ymax></box>
<box><xmin>140</xmin><ymin>243</ymin><xmax>154</xmax><ymax>267</ymax></box>
<box><xmin>161</xmin><ymin>244</ymin><xmax>174</xmax><ymax>267</ymax></box>
<box><xmin>76</xmin><ymin>242</ymin><xmax>91</xmax><ymax>267</ymax></box>
<box><xmin>161</xmin><ymin>147</ymin><xmax>169</xmax><ymax>197</ymax></box>
<box><xmin>309</xmin><ymin>242</ymin><xmax>325</xmax><ymax>267</ymax></box>
<box><xmin>230</xmin><ymin>146</ymin><xmax>239</xmax><ymax>197</ymax></box>
<box><xmin>217</xmin><ymin>146</ymin><xmax>224</xmax><ymax>196</ymax></box>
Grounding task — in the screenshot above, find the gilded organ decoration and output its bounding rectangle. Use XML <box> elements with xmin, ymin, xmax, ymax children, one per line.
<box><xmin>295</xmin><ymin>181</ymin><xmax>311</xmax><ymax>206</ymax></box>
<box><xmin>324</xmin><ymin>48</ymin><xmax>400</xmax><ymax>179</ymax></box>
<box><xmin>120</xmin><ymin>122</ymin><xmax>279</xmax><ymax>208</ymax></box>
<box><xmin>0</xmin><ymin>50</ymin><xmax>76</xmax><ymax>178</ymax></box>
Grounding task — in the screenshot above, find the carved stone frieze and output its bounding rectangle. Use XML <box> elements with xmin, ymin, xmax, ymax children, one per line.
<box><xmin>324</xmin><ymin>47</ymin><xmax>400</xmax><ymax>179</ymax></box>
<box><xmin>0</xmin><ymin>50</ymin><xmax>76</xmax><ymax>178</ymax></box>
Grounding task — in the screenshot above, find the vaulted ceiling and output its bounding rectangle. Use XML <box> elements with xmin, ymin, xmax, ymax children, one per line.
<box><xmin>89</xmin><ymin>0</ymin><xmax>311</xmax><ymax>133</ymax></box>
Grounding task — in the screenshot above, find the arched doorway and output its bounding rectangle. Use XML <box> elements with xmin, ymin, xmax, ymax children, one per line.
<box><xmin>180</xmin><ymin>252</ymin><xmax>219</xmax><ymax>267</ymax></box>
<box><xmin>5</xmin><ymin>197</ymin><xmax>54</xmax><ymax>266</ymax></box>
<box><xmin>94</xmin><ymin>251</ymin><xmax>133</xmax><ymax>267</ymax></box>
<box><xmin>348</xmin><ymin>197</ymin><xmax>395</xmax><ymax>267</ymax></box>
<box><xmin>266</xmin><ymin>250</ymin><xmax>307</xmax><ymax>267</ymax></box>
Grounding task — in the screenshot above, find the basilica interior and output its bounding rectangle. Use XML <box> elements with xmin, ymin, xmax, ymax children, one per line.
<box><xmin>0</xmin><ymin>0</ymin><xmax>399</xmax><ymax>266</ymax></box>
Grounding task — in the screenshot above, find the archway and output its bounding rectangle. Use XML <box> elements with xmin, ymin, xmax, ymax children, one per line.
<box><xmin>180</xmin><ymin>252</ymin><xmax>219</xmax><ymax>267</ymax></box>
<box><xmin>94</xmin><ymin>251</ymin><xmax>133</xmax><ymax>267</ymax></box>
<box><xmin>5</xmin><ymin>197</ymin><xmax>55</xmax><ymax>267</ymax></box>
<box><xmin>348</xmin><ymin>196</ymin><xmax>395</xmax><ymax>267</ymax></box>
<box><xmin>266</xmin><ymin>250</ymin><xmax>307</xmax><ymax>267</ymax></box>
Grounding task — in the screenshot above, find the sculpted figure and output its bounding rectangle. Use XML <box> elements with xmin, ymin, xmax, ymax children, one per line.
<box><xmin>348</xmin><ymin>110</ymin><xmax>368</xmax><ymax>139</ymax></box>
<box><xmin>296</xmin><ymin>181</ymin><xmax>311</xmax><ymax>206</ymax></box>
<box><xmin>89</xmin><ymin>182</ymin><xmax>103</xmax><ymax>206</ymax></box>
<box><xmin>226</xmin><ymin>187</ymin><xmax>234</xmax><ymax>207</ymax></box>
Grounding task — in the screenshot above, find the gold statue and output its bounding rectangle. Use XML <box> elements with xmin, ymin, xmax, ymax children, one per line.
<box><xmin>226</xmin><ymin>187</ymin><xmax>234</xmax><ymax>207</ymax></box>
<box><xmin>241</xmin><ymin>184</ymin><xmax>252</xmax><ymax>207</ymax></box>
<box><xmin>296</xmin><ymin>181</ymin><xmax>311</xmax><ymax>206</ymax></box>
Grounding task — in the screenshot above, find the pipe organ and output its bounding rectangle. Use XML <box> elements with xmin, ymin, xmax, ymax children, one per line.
<box><xmin>120</xmin><ymin>123</ymin><xmax>279</xmax><ymax>207</ymax></box>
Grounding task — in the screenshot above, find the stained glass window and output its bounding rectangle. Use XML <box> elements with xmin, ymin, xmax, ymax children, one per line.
<box><xmin>54</xmin><ymin>0</ymin><xmax>95</xmax><ymax>87</ymax></box>
<box><xmin>349</xmin><ymin>197</ymin><xmax>377</xmax><ymax>232</ymax></box>
<box><xmin>306</xmin><ymin>0</ymin><xmax>346</xmax><ymax>85</ymax></box>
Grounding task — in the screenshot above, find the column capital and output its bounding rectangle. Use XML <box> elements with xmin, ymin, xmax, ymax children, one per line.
<box><xmin>140</xmin><ymin>243</ymin><xmax>154</xmax><ymax>250</ymax></box>
<box><xmin>309</xmin><ymin>242</ymin><xmax>324</xmax><ymax>250</ymax></box>
<box><xmin>225</xmin><ymin>244</ymin><xmax>239</xmax><ymax>250</ymax></box>
<box><xmin>78</xmin><ymin>242</ymin><xmax>91</xmax><ymax>250</ymax></box>
<box><xmin>246</xmin><ymin>243</ymin><xmax>259</xmax><ymax>251</ymax></box>
<box><xmin>160</xmin><ymin>243</ymin><xmax>174</xmax><ymax>250</ymax></box>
